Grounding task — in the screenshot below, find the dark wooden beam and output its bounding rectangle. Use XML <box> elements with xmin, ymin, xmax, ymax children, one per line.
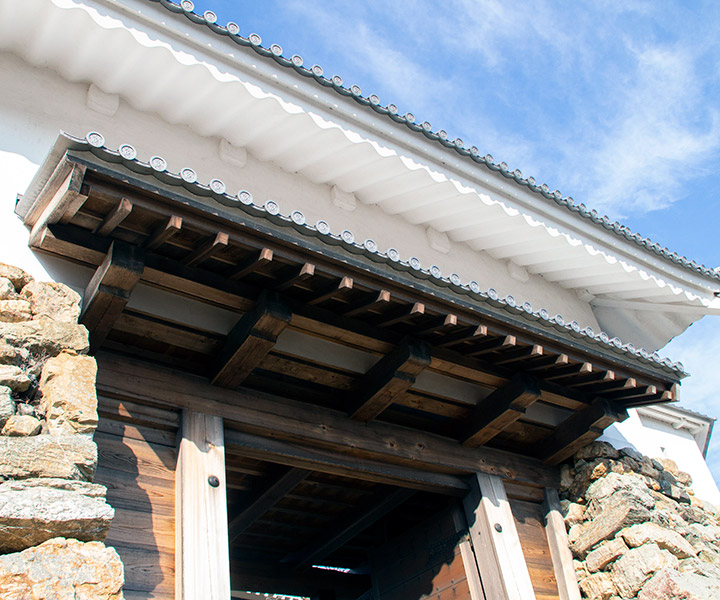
<box><xmin>308</xmin><ymin>276</ymin><xmax>354</xmax><ymax>305</ymax></box>
<box><xmin>438</xmin><ymin>324</ymin><xmax>489</xmax><ymax>348</ymax></box>
<box><xmin>416</xmin><ymin>314</ymin><xmax>458</xmax><ymax>336</ymax></box>
<box><xmin>228</xmin><ymin>247</ymin><xmax>273</xmax><ymax>280</ymax></box>
<box><xmin>97</xmin><ymin>353</ymin><xmax>558</xmax><ymax>488</ymax></box>
<box><xmin>275</xmin><ymin>263</ymin><xmax>315</xmax><ymax>291</ymax></box>
<box><xmin>342</xmin><ymin>290</ymin><xmax>391</xmax><ymax>317</ymax></box>
<box><xmin>212</xmin><ymin>292</ymin><xmax>291</xmax><ymax>388</ymax></box>
<box><xmin>468</xmin><ymin>335</ymin><xmax>516</xmax><ymax>356</ymax></box>
<box><xmin>538</xmin><ymin>397</ymin><xmax>629</xmax><ymax>465</ymax></box>
<box><xmin>79</xmin><ymin>240</ymin><xmax>144</xmax><ymax>352</ymax></box>
<box><xmin>494</xmin><ymin>345</ymin><xmax>543</xmax><ymax>365</ymax></box>
<box><xmin>459</xmin><ymin>372</ymin><xmax>542</xmax><ymax>448</ymax></box>
<box><xmin>375</xmin><ymin>302</ymin><xmax>425</xmax><ymax>327</ymax></box>
<box><xmin>229</xmin><ymin>467</ymin><xmax>310</xmax><ymax>543</ymax></box>
<box><xmin>224</xmin><ymin>430</ymin><xmax>468</xmax><ymax>496</ymax></box>
<box><xmin>144</xmin><ymin>214</ymin><xmax>182</xmax><ymax>250</ymax></box>
<box><xmin>94</xmin><ymin>197</ymin><xmax>132</xmax><ymax>236</ymax></box>
<box><xmin>544</xmin><ymin>362</ymin><xmax>592</xmax><ymax>381</ymax></box>
<box><xmin>183</xmin><ymin>231</ymin><xmax>229</xmax><ymax>266</ymax></box>
<box><xmin>350</xmin><ymin>339</ymin><xmax>431</xmax><ymax>422</ymax></box>
<box><xmin>287</xmin><ymin>488</ymin><xmax>415</xmax><ymax>569</ymax></box>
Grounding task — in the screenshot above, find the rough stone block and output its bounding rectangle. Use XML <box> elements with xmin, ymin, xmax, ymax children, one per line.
<box><xmin>0</xmin><ymin>365</ymin><xmax>30</xmax><ymax>392</ymax></box>
<box><xmin>39</xmin><ymin>352</ymin><xmax>98</xmax><ymax>435</ymax></box>
<box><xmin>20</xmin><ymin>281</ymin><xmax>81</xmax><ymax>323</ymax></box>
<box><xmin>0</xmin><ymin>479</ymin><xmax>114</xmax><ymax>553</ymax></box>
<box><xmin>638</xmin><ymin>568</ymin><xmax>720</xmax><ymax>600</ymax></box>
<box><xmin>1</xmin><ymin>414</ymin><xmax>41</xmax><ymax>436</ymax></box>
<box><xmin>0</xmin><ymin>537</ymin><xmax>124</xmax><ymax>599</ymax></box>
<box><xmin>0</xmin><ymin>299</ymin><xmax>32</xmax><ymax>323</ymax></box>
<box><xmin>586</xmin><ymin>537</ymin><xmax>629</xmax><ymax>572</ymax></box>
<box><xmin>621</xmin><ymin>522</ymin><xmax>697</xmax><ymax>559</ymax></box>
<box><xmin>563</xmin><ymin>501</ymin><xmax>586</xmax><ymax>527</ymax></box>
<box><xmin>575</xmin><ymin>441</ymin><xmax>620</xmax><ymax>461</ymax></box>
<box><xmin>0</xmin><ymin>434</ymin><xmax>97</xmax><ymax>481</ymax></box>
<box><xmin>0</xmin><ymin>320</ymin><xmax>89</xmax><ymax>360</ymax></box>
<box><xmin>0</xmin><ymin>263</ymin><xmax>33</xmax><ymax>292</ymax></box>
<box><xmin>0</xmin><ymin>386</ymin><xmax>14</xmax><ymax>428</ymax></box>
<box><xmin>660</xmin><ymin>457</ymin><xmax>680</xmax><ymax>477</ymax></box>
<box><xmin>611</xmin><ymin>543</ymin><xmax>678</xmax><ymax>598</ymax></box>
<box><xmin>578</xmin><ymin>571</ymin><xmax>616</xmax><ymax>600</ymax></box>
<box><xmin>572</xmin><ymin>498</ymin><xmax>651</xmax><ymax>558</ymax></box>
<box><xmin>0</xmin><ymin>343</ymin><xmax>29</xmax><ymax>366</ymax></box>
<box><xmin>0</xmin><ymin>278</ymin><xmax>15</xmax><ymax>300</ymax></box>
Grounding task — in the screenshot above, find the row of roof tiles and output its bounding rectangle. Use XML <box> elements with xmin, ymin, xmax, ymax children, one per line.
<box><xmin>67</xmin><ymin>131</ymin><xmax>687</xmax><ymax>376</ymax></box>
<box><xmin>148</xmin><ymin>0</ymin><xmax>720</xmax><ymax>283</ymax></box>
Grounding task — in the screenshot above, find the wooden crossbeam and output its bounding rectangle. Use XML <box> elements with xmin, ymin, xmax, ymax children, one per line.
<box><xmin>287</xmin><ymin>488</ymin><xmax>415</xmax><ymax>569</ymax></box>
<box><xmin>308</xmin><ymin>276</ymin><xmax>353</xmax><ymax>305</ymax></box>
<box><xmin>212</xmin><ymin>292</ymin><xmax>291</xmax><ymax>389</ymax></box>
<box><xmin>459</xmin><ymin>372</ymin><xmax>542</xmax><ymax>447</ymax></box>
<box><xmin>275</xmin><ymin>263</ymin><xmax>315</xmax><ymax>291</ymax></box>
<box><xmin>94</xmin><ymin>197</ymin><xmax>132</xmax><ymax>236</ymax></box>
<box><xmin>350</xmin><ymin>339</ymin><xmax>431</xmax><ymax>422</ymax></box>
<box><xmin>184</xmin><ymin>231</ymin><xmax>229</xmax><ymax>266</ymax></box>
<box><xmin>145</xmin><ymin>215</ymin><xmax>182</xmax><ymax>250</ymax></box>
<box><xmin>80</xmin><ymin>240</ymin><xmax>144</xmax><ymax>352</ymax></box>
<box><xmin>538</xmin><ymin>397</ymin><xmax>629</xmax><ymax>465</ymax></box>
<box><xmin>343</xmin><ymin>290</ymin><xmax>391</xmax><ymax>317</ymax></box>
<box><xmin>437</xmin><ymin>324</ymin><xmax>489</xmax><ymax>347</ymax></box>
<box><xmin>228</xmin><ymin>247</ymin><xmax>273</xmax><ymax>280</ymax></box>
<box><xmin>229</xmin><ymin>467</ymin><xmax>310</xmax><ymax>543</ymax></box>
<box><xmin>468</xmin><ymin>335</ymin><xmax>516</xmax><ymax>356</ymax></box>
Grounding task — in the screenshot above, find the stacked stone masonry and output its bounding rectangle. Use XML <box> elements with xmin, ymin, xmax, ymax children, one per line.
<box><xmin>0</xmin><ymin>263</ymin><xmax>124</xmax><ymax>599</ymax></box>
<box><xmin>562</xmin><ymin>441</ymin><xmax>720</xmax><ymax>599</ymax></box>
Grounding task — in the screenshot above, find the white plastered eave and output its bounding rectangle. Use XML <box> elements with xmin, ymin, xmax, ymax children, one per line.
<box><xmin>2</xmin><ymin>0</ymin><xmax>718</xmax><ymax>320</ymax></box>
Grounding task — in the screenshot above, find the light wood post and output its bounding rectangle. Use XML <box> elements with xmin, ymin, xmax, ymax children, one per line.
<box><xmin>543</xmin><ymin>488</ymin><xmax>581</xmax><ymax>600</ymax></box>
<box><xmin>176</xmin><ymin>410</ymin><xmax>230</xmax><ymax>600</ymax></box>
<box><xmin>463</xmin><ymin>473</ymin><xmax>536</xmax><ymax>600</ymax></box>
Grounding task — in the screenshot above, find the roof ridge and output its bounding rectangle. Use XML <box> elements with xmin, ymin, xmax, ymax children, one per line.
<box><xmin>145</xmin><ymin>0</ymin><xmax>720</xmax><ymax>284</ymax></box>
<box><xmin>60</xmin><ymin>130</ymin><xmax>688</xmax><ymax>378</ymax></box>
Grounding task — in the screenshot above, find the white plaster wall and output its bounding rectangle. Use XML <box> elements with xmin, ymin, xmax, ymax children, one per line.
<box><xmin>0</xmin><ymin>51</ymin><xmax>600</xmax><ymax>331</ymax></box>
<box><xmin>600</xmin><ymin>410</ymin><xmax>720</xmax><ymax>505</ymax></box>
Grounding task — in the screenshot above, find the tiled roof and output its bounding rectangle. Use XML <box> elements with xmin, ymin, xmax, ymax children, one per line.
<box><xmin>148</xmin><ymin>0</ymin><xmax>720</xmax><ymax>283</ymax></box>
<box><xmin>49</xmin><ymin>131</ymin><xmax>687</xmax><ymax>378</ymax></box>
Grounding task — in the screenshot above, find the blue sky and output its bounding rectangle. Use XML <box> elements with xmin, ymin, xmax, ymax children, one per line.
<box><xmin>188</xmin><ymin>1</ymin><xmax>720</xmax><ymax>481</ymax></box>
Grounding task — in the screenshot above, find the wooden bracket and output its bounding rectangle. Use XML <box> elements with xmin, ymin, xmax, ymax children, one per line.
<box><xmin>211</xmin><ymin>292</ymin><xmax>292</xmax><ymax>388</ymax></box>
<box><xmin>538</xmin><ymin>397</ymin><xmax>629</xmax><ymax>465</ymax></box>
<box><xmin>350</xmin><ymin>338</ymin><xmax>431</xmax><ymax>422</ymax></box>
<box><xmin>80</xmin><ymin>240</ymin><xmax>144</xmax><ymax>352</ymax></box>
<box><xmin>460</xmin><ymin>372</ymin><xmax>542</xmax><ymax>447</ymax></box>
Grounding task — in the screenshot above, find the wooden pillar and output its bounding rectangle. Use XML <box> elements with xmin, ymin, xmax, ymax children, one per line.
<box><xmin>176</xmin><ymin>410</ymin><xmax>230</xmax><ymax>600</ymax></box>
<box><xmin>463</xmin><ymin>473</ymin><xmax>536</xmax><ymax>600</ymax></box>
<box><xmin>543</xmin><ymin>489</ymin><xmax>581</xmax><ymax>600</ymax></box>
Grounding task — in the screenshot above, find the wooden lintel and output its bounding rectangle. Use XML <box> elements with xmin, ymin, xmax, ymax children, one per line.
<box><xmin>343</xmin><ymin>289</ymin><xmax>391</xmax><ymax>317</ymax></box>
<box><xmin>288</xmin><ymin>488</ymin><xmax>415</xmax><ymax>569</ymax></box>
<box><xmin>184</xmin><ymin>231</ymin><xmax>229</xmax><ymax>267</ymax></box>
<box><xmin>80</xmin><ymin>240</ymin><xmax>144</xmax><ymax>352</ymax></box>
<box><xmin>275</xmin><ymin>263</ymin><xmax>316</xmax><ymax>291</ymax></box>
<box><xmin>468</xmin><ymin>335</ymin><xmax>516</xmax><ymax>356</ymax></box>
<box><xmin>228</xmin><ymin>247</ymin><xmax>274</xmax><ymax>280</ymax></box>
<box><xmin>308</xmin><ymin>276</ymin><xmax>353</xmax><ymax>305</ymax></box>
<box><xmin>224</xmin><ymin>429</ymin><xmax>468</xmax><ymax>496</ymax></box>
<box><xmin>229</xmin><ymin>467</ymin><xmax>310</xmax><ymax>543</ymax></box>
<box><xmin>460</xmin><ymin>372</ymin><xmax>542</xmax><ymax>447</ymax></box>
<box><xmin>212</xmin><ymin>292</ymin><xmax>291</xmax><ymax>389</ymax></box>
<box><xmin>351</xmin><ymin>338</ymin><xmax>431</xmax><ymax>422</ymax></box>
<box><xmin>145</xmin><ymin>215</ymin><xmax>182</xmax><ymax>250</ymax></box>
<box><xmin>97</xmin><ymin>353</ymin><xmax>559</xmax><ymax>488</ymax></box>
<box><xmin>94</xmin><ymin>197</ymin><xmax>133</xmax><ymax>236</ymax></box>
<box><xmin>539</xmin><ymin>397</ymin><xmax>629</xmax><ymax>465</ymax></box>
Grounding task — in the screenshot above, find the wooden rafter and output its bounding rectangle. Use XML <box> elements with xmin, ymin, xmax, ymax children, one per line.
<box><xmin>287</xmin><ymin>487</ymin><xmax>415</xmax><ymax>569</ymax></box>
<box><xmin>212</xmin><ymin>292</ymin><xmax>291</xmax><ymax>388</ymax></box>
<box><xmin>228</xmin><ymin>247</ymin><xmax>274</xmax><ymax>280</ymax></box>
<box><xmin>79</xmin><ymin>240</ymin><xmax>144</xmax><ymax>352</ymax></box>
<box><xmin>539</xmin><ymin>397</ymin><xmax>629</xmax><ymax>465</ymax></box>
<box><xmin>144</xmin><ymin>214</ymin><xmax>182</xmax><ymax>250</ymax></box>
<box><xmin>350</xmin><ymin>338</ymin><xmax>431</xmax><ymax>422</ymax></box>
<box><xmin>459</xmin><ymin>372</ymin><xmax>542</xmax><ymax>447</ymax></box>
<box><xmin>184</xmin><ymin>231</ymin><xmax>228</xmax><ymax>266</ymax></box>
<box><xmin>94</xmin><ymin>197</ymin><xmax>132</xmax><ymax>236</ymax></box>
<box><xmin>229</xmin><ymin>467</ymin><xmax>310</xmax><ymax>543</ymax></box>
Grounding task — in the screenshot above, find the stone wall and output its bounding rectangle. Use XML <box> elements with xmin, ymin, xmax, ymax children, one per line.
<box><xmin>0</xmin><ymin>263</ymin><xmax>124</xmax><ymax>599</ymax></box>
<box><xmin>562</xmin><ymin>441</ymin><xmax>720</xmax><ymax>599</ymax></box>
